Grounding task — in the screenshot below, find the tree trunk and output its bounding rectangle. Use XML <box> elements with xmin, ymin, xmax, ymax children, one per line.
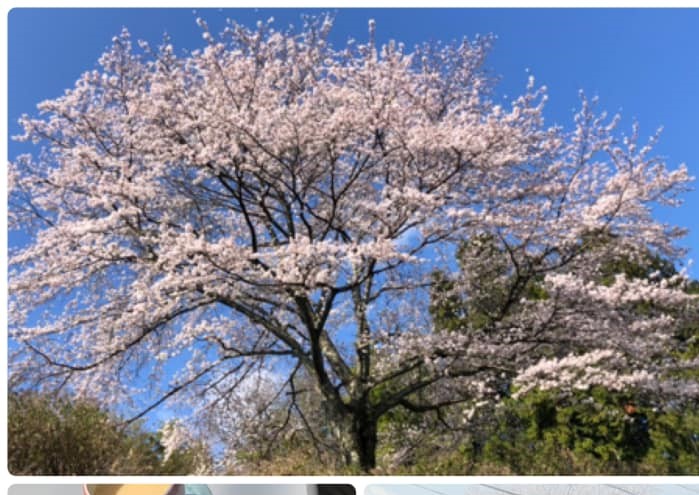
<box><xmin>352</xmin><ymin>411</ymin><xmax>378</xmax><ymax>472</ymax></box>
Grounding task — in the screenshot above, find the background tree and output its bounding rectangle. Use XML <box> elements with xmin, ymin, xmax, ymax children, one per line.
<box><xmin>475</xmin><ymin>388</ymin><xmax>698</xmax><ymax>475</ymax></box>
<box><xmin>9</xmin><ymin>16</ymin><xmax>696</xmax><ymax>472</ymax></box>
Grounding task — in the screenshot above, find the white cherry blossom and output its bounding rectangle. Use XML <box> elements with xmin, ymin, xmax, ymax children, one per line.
<box><xmin>8</xmin><ymin>17</ymin><xmax>695</xmax><ymax>471</ymax></box>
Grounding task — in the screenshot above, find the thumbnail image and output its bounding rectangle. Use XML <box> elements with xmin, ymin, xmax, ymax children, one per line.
<box><xmin>8</xmin><ymin>7</ymin><xmax>699</xmax><ymax>474</ymax></box>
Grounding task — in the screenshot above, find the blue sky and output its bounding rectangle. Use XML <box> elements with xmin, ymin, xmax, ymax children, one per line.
<box><xmin>8</xmin><ymin>8</ymin><xmax>699</xmax><ymax>274</ymax></box>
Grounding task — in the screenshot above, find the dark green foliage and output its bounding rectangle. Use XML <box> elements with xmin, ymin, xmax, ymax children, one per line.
<box><xmin>429</xmin><ymin>234</ymin><xmax>552</xmax><ymax>335</ymax></box>
<box><xmin>429</xmin><ymin>270</ymin><xmax>466</xmax><ymax>333</ymax></box>
<box><xmin>598</xmin><ymin>251</ymin><xmax>677</xmax><ymax>286</ymax></box>
<box><xmin>642</xmin><ymin>407</ymin><xmax>699</xmax><ymax>473</ymax></box>
<box><xmin>8</xmin><ymin>392</ymin><xmax>209</xmax><ymax>475</ymax></box>
<box><xmin>471</xmin><ymin>388</ymin><xmax>697</xmax><ymax>474</ymax></box>
<box><xmin>479</xmin><ymin>389</ymin><xmax>648</xmax><ymax>473</ymax></box>
<box><xmin>374</xmin><ymin>388</ymin><xmax>697</xmax><ymax>475</ymax></box>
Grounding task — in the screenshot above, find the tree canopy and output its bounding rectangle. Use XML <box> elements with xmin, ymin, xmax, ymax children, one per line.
<box><xmin>9</xmin><ymin>16</ymin><xmax>697</xmax><ymax>471</ymax></box>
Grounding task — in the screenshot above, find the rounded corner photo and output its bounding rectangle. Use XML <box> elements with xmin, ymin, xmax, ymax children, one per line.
<box><xmin>7</xmin><ymin>7</ymin><xmax>699</xmax><ymax>475</ymax></box>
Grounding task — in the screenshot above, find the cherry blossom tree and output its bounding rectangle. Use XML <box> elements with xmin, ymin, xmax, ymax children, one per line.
<box><xmin>9</xmin><ymin>16</ymin><xmax>696</xmax><ymax>471</ymax></box>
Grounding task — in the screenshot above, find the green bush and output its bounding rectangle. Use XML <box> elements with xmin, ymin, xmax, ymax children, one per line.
<box><xmin>475</xmin><ymin>388</ymin><xmax>698</xmax><ymax>474</ymax></box>
<box><xmin>8</xmin><ymin>392</ymin><xmax>210</xmax><ymax>475</ymax></box>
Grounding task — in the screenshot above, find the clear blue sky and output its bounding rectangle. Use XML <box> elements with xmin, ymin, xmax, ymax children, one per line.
<box><xmin>8</xmin><ymin>8</ymin><xmax>699</xmax><ymax>274</ymax></box>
